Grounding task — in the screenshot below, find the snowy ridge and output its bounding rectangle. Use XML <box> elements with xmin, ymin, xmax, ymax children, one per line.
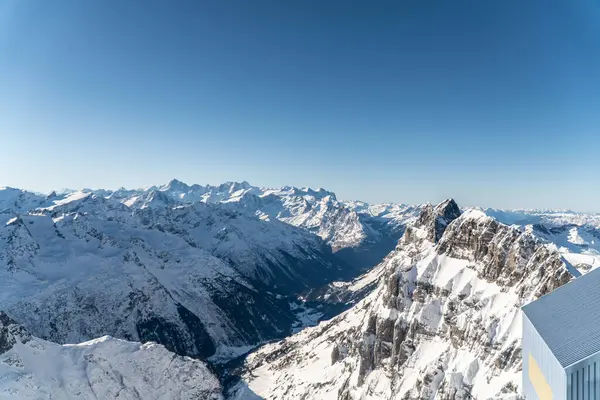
<box><xmin>0</xmin><ymin>180</ymin><xmax>419</xmax><ymax>268</ymax></box>
<box><xmin>229</xmin><ymin>200</ymin><xmax>573</xmax><ymax>399</ymax></box>
<box><xmin>0</xmin><ymin>312</ymin><xmax>223</xmax><ymax>399</ymax></box>
<box><xmin>484</xmin><ymin>208</ymin><xmax>600</xmax><ymax>274</ymax></box>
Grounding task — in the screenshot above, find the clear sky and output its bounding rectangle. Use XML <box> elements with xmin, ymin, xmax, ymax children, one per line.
<box><xmin>1</xmin><ymin>0</ymin><xmax>599</xmax><ymax>210</ymax></box>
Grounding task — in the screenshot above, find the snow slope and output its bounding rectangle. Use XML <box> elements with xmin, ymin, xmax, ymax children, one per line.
<box><xmin>0</xmin><ymin>312</ymin><xmax>223</xmax><ymax>399</ymax></box>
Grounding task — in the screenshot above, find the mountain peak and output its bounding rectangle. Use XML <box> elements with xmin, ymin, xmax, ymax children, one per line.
<box><xmin>417</xmin><ymin>198</ymin><xmax>462</xmax><ymax>242</ymax></box>
<box><xmin>162</xmin><ymin>179</ymin><xmax>190</xmax><ymax>192</ymax></box>
<box><xmin>275</xmin><ymin>186</ymin><xmax>337</xmax><ymax>201</ymax></box>
<box><xmin>222</xmin><ymin>181</ymin><xmax>252</xmax><ymax>192</ymax></box>
<box><xmin>433</xmin><ymin>198</ymin><xmax>461</xmax><ymax>221</ymax></box>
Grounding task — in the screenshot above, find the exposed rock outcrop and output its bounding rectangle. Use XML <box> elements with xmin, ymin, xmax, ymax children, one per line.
<box><xmin>0</xmin><ymin>311</ymin><xmax>31</xmax><ymax>354</ymax></box>
<box><xmin>231</xmin><ymin>202</ymin><xmax>574</xmax><ymax>400</ymax></box>
<box><xmin>416</xmin><ymin>199</ymin><xmax>462</xmax><ymax>243</ymax></box>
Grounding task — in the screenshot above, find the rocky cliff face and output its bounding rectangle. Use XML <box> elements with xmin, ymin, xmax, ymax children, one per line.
<box><xmin>0</xmin><ymin>312</ymin><xmax>31</xmax><ymax>355</ymax></box>
<box><xmin>484</xmin><ymin>208</ymin><xmax>600</xmax><ymax>273</ymax></box>
<box><xmin>229</xmin><ymin>201</ymin><xmax>573</xmax><ymax>400</ymax></box>
<box><xmin>416</xmin><ymin>199</ymin><xmax>462</xmax><ymax>243</ymax></box>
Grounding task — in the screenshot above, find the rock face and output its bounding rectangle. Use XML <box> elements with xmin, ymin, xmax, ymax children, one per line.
<box><xmin>484</xmin><ymin>208</ymin><xmax>600</xmax><ymax>274</ymax></box>
<box><xmin>0</xmin><ymin>312</ymin><xmax>224</xmax><ymax>399</ymax></box>
<box><xmin>229</xmin><ymin>201</ymin><xmax>574</xmax><ymax>400</ymax></box>
<box><xmin>416</xmin><ymin>198</ymin><xmax>462</xmax><ymax>243</ymax></box>
<box><xmin>0</xmin><ymin>312</ymin><xmax>31</xmax><ymax>355</ymax></box>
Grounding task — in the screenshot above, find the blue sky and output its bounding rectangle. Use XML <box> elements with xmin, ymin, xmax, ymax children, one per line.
<box><xmin>1</xmin><ymin>0</ymin><xmax>599</xmax><ymax>210</ymax></box>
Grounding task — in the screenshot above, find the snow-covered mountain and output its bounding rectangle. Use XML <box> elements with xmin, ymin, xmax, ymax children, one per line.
<box><xmin>66</xmin><ymin>179</ymin><xmax>421</xmax><ymax>270</ymax></box>
<box><xmin>1</xmin><ymin>205</ymin><xmax>294</xmax><ymax>359</ymax></box>
<box><xmin>228</xmin><ymin>200</ymin><xmax>574</xmax><ymax>399</ymax></box>
<box><xmin>0</xmin><ymin>311</ymin><xmax>223</xmax><ymax>399</ymax></box>
<box><xmin>484</xmin><ymin>208</ymin><xmax>600</xmax><ymax>272</ymax></box>
<box><xmin>0</xmin><ymin>180</ymin><xmax>421</xmax><ymax>364</ymax></box>
<box><xmin>4</xmin><ymin>181</ymin><xmax>592</xmax><ymax>399</ymax></box>
<box><xmin>0</xmin><ymin>192</ymin><xmax>357</xmax><ymax>360</ymax></box>
<box><xmin>2</xmin><ymin>181</ymin><xmax>422</xmax><ymax>274</ymax></box>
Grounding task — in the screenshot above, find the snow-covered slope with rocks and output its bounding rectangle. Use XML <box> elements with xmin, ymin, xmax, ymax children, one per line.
<box><xmin>229</xmin><ymin>200</ymin><xmax>573</xmax><ymax>400</ymax></box>
<box><xmin>1</xmin><ymin>180</ymin><xmax>421</xmax><ymax>270</ymax></box>
<box><xmin>134</xmin><ymin>200</ymin><xmax>353</xmax><ymax>291</ymax></box>
<box><xmin>485</xmin><ymin>208</ymin><xmax>600</xmax><ymax>272</ymax></box>
<box><xmin>0</xmin><ymin>203</ymin><xmax>296</xmax><ymax>359</ymax></box>
<box><xmin>0</xmin><ymin>184</ymin><xmax>363</xmax><ymax>361</ymax></box>
<box><xmin>66</xmin><ymin>179</ymin><xmax>421</xmax><ymax>270</ymax></box>
<box><xmin>9</xmin><ymin>181</ymin><xmax>581</xmax><ymax>399</ymax></box>
<box><xmin>0</xmin><ymin>312</ymin><xmax>223</xmax><ymax>399</ymax></box>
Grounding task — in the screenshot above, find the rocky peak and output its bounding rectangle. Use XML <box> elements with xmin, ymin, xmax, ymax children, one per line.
<box><xmin>162</xmin><ymin>178</ymin><xmax>191</xmax><ymax>192</ymax></box>
<box><xmin>416</xmin><ymin>198</ymin><xmax>461</xmax><ymax>243</ymax></box>
<box><xmin>437</xmin><ymin>210</ymin><xmax>572</xmax><ymax>296</ymax></box>
<box><xmin>0</xmin><ymin>311</ymin><xmax>31</xmax><ymax>354</ymax></box>
<box><xmin>306</xmin><ymin>187</ymin><xmax>337</xmax><ymax>201</ymax></box>
<box><xmin>348</xmin><ymin>208</ymin><xmax>571</xmax><ymax>397</ymax></box>
<box><xmin>230</xmin><ymin>205</ymin><xmax>575</xmax><ymax>400</ymax></box>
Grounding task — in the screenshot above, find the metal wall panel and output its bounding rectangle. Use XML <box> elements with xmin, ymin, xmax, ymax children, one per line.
<box><xmin>565</xmin><ymin>352</ymin><xmax>600</xmax><ymax>400</ymax></box>
<box><xmin>523</xmin><ymin>312</ymin><xmax>566</xmax><ymax>400</ymax></box>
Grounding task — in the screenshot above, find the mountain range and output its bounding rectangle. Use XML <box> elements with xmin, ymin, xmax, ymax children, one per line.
<box><xmin>0</xmin><ymin>180</ymin><xmax>598</xmax><ymax>399</ymax></box>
